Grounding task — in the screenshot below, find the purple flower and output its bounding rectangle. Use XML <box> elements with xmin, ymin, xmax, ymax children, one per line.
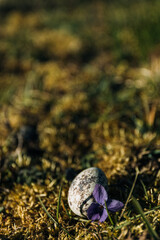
<box><xmin>87</xmin><ymin>184</ymin><xmax>124</xmax><ymax>223</ymax></box>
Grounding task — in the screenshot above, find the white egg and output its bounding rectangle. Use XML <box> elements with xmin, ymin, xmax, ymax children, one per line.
<box><xmin>68</xmin><ymin>167</ymin><xmax>108</xmax><ymax>217</ymax></box>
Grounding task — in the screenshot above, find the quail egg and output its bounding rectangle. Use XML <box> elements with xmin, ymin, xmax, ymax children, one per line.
<box><xmin>68</xmin><ymin>167</ymin><xmax>108</xmax><ymax>217</ymax></box>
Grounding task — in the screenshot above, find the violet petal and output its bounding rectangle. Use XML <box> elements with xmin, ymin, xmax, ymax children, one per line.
<box><xmin>93</xmin><ymin>184</ymin><xmax>108</xmax><ymax>205</ymax></box>
<box><xmin>91</xmin><ymin>213</ymin><xmax>101</xmax><ymax>221</ymax></box>
<box><xmin>99</xmin><ymin>208</ymin><xmax>108</xmax><ymax>222</ymax></box>
<box><xmin>87</xmin><ymin>202</ymin><xmax>101</xmax><ymax>221</ymax></box>
<box><xmin>107</xmin><ymin>199</ymin><xmax>124</xmax><ymax>212</ymax></box>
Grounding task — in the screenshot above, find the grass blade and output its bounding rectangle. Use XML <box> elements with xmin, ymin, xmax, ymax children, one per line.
<box><xmin>132</xmin><ymin>197</ymin><xmax>160</xmax><ymax>240</ymax></box>
<box><xmin>104</xmin><ymin>205</ymin><xmax>160</xmax><ymax>231</ymax></box>
<box><xmin>105</xmin><ymin>201</ymin><xmax>114</xmax><ymax>226</ymax></box>
<box><xmin>38</xmin><ymin>196</ymin><xmax>58</xmax><ymax>225</ymax></box>
<box><xmin>38</xmin><ymin>196</ymin><xmax>74</xmax><ymax>239</ymax></box>
<box><xmin>119</xmin><ymin>167</ymin><xmax>139</xmax><ymax>220</ymax></box>
<box><xmin>140</xmin><ymin>179</ymin><xmax>149</xmax><ymax>202</ymax></box>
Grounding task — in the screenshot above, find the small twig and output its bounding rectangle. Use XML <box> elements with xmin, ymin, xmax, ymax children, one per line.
<box><xmin>70</xmin><ymin>216</ymin><xmax>91</xmax><ymax>222</ymax></box>
<box><xmin>56</xmin><ymin>182</ymin><xmax>63</xmax><ymax>223</ymax></box>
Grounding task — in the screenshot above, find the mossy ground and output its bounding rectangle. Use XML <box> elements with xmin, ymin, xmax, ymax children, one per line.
<box><xmin>0</xmin><ymin>0</ymin><xmax>160</xmax><ymax>239</ymax></box>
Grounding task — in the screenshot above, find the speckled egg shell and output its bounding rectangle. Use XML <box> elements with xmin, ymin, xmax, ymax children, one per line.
<box><xmin>68</xmin><ymin>167</ymin><xmax>108</xmax><ymax>217</ymax></box>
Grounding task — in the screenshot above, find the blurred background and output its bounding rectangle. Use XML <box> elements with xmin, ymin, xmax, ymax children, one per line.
<box><xmin>0</xmin><ymin>0</ymin><xmax>160</xmax><ymax>182</ymax></box>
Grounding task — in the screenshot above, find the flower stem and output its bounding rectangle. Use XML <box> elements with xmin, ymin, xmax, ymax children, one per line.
<box><xmin>105</xmin><ymin>201</ymin><xmax>114</xmax><ymax>226</ymax></box>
